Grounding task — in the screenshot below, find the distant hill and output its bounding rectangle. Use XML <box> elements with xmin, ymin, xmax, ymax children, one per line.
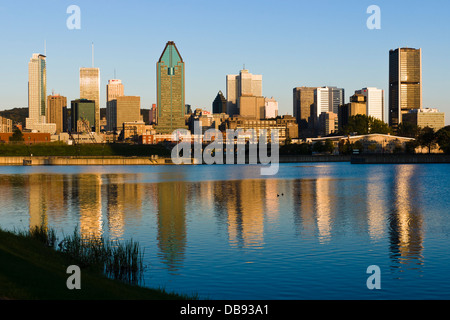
<box><xmin>0</xmin><ymin>107</ymin><xmax>28</xmax><ymax>125</ymax></box>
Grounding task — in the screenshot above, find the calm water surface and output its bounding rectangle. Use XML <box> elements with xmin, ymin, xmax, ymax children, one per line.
<box><xmin>0</xmin><ymin>163</ymin><xmax>449</xmax><ymax>300</ymax></box>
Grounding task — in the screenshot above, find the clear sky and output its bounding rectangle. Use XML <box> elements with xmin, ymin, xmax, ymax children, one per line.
<box><xmin>0</xmin><ymin>0</ymin><xmax>449</xmax><ymax>124</ymax></box>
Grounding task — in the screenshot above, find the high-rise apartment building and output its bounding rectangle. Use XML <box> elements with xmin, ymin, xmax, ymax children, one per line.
<box><xmin>106</xmin><ymin>79</ymin><xmax>124</xmax><ymax>131</ymax></box>
<box><xmin>226</xmin><ymin>69</ymin><xmax>262</xmax><ymax>117</ymax></box>
<box><xmin>80</xmin><ymin>67</ymin><xmax>100</xmax><ymax>133</ymax></box>
<box><xmin>355</xmin><ymin>87</ymin><xmax>385</xmax><ymax>122</ymax></box>
<box><xmin>26</xmin><ymin>53</ymin><xmax>56</xmax><ymax>134</ymax></box>
<box><xmin>389</xmin><ymin>48</ymin><xmax>422</xmax><ymax>130</ymax></box>
<box><xmin>155</xmin><ymin>41</ymin><xmax>187</xmax><ymax>134</ymax></box>
<box><xmin>47</xmin><ymin>94</ymin><xmax>67</xmax><ymax>134</ymax></box>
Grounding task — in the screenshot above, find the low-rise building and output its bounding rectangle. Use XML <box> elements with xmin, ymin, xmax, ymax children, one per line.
<box><xmin>0</xmin><ymin>116</ymin><xmax>13</xmax><ymax>133</ymax></box>
<box><xmin>402</xmin><ymin>108</ymin><xmax>445</xmax><ymax>131</ymax></box>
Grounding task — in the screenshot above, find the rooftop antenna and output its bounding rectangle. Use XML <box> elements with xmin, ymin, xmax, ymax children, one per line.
<box><xmin>91</xmin><ymin>42</ymin><xmax>94</xmax><ymax>67</ymax></box>
<box><xmin>114</xmin><ymin>68</ymin><xmax>116</xmax><ymax>79</ymax></box>
<box><xmin>44</xmin><ymin>40</ymin><xmax>46</xmax><ymax>56</ymax></box>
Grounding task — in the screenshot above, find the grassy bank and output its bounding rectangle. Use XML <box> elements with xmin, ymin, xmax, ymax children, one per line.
<box><xmin>0</xmin><ymin>142</ymin><xmax>171</xmax><ymax>157</ymax></box>
<box><xmin>0</xmin><ymin>227</ymin><xmax>191</xmax><ymax>300</ymax></box>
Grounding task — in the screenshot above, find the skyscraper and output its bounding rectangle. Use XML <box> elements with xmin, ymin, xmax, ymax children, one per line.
<box><xmin>26</xmin><ymin>53</ymin><xmax>56</xmax><ymax>134</ymax></box>
<box><xmin>226</xmin><ymin>69</ymin><xmax>262</xmax><ymax>117</ymax></box>
<box><xmin>80</xmin><ymin>67</ymin><xmax>100</xmax><ymax>133</ymax></box>
<box><xmin>106</xmin><ymin>79</ymin><xmax>124</xmax><ymax>131</ymax></box>
<box><xmin>293</xmin><ymin>86</ymin><xmax>318</xmax><ymax>137</ymax></box>
<box><xmin>155</xmin><ymin>41</ymin><xmax>187</xmax><ymax>134</ymax></box>
<box><xmin>389</xmin><ymin>48</ymin><xmax>422</xmax><ymax>130</ymax></box>
<box><xmin>312</xmin><ymin>86</ymin><xmax>344</xmax><ymax>132</ymax></box>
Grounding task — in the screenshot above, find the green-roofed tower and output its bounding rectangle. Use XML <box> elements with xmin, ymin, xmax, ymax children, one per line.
<box><xmin>155</xmin><ymin>41</ymin><xmax>187</xmax><ymax>134</ymax></box>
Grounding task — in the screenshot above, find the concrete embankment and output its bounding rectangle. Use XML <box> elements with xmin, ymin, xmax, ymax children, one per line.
<box><xmin>1</xmin><ymin>154</ymin><xmax>449</xmax><ymax>166</ymax></box>
<box><xmin>351</xmin><ymin>154</ymin><xmax>450</xmax><ymax>164</ymax></box>
<box><xmin>0</xmin><ymin>156</ymin><xmax>174</xmax><ymax>166</ymax></box>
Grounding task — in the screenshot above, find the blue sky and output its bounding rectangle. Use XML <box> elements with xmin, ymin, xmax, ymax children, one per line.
<box><xmin>0</xmin><ymin>0</ymin><xmax>449</xmax><ymax>124</ymax></box>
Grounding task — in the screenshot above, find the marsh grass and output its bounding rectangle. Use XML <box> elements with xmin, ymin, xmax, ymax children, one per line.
<box><xmin>15</xmin><ymin>225</ymin><xmax>145</xmax><ymax>286</ymax></box>
<box><xmin>57</xmin><ymin>226</ymin><xmax>145</xmax><ymax>285</ymax></box>
<box><xmin>16</xmin><ymin>225</ymin><xmax>57</xmax><ymax>248</ymax></box>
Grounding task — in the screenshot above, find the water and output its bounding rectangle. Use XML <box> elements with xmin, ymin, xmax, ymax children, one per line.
<box><xmin>0</xmin><ymin>163</ymin><xmax>449</xmax><ymax>300</ymax></box>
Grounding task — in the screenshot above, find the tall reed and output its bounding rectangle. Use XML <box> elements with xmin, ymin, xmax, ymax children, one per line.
<box><xmin>58</xmin><ymin>226</ymin><xmax>145</xmax><ymax>285</ymax></box>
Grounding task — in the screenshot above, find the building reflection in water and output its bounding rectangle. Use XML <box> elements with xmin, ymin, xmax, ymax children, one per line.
<box><xmin>105</xmin><ymin>174</ymin><xmax>143</xmax><ymax>239</ymax></box>
<box><xmin>28</xmin><ymin>174</ymin><xmax>67</xmax><ymax>231</ymax></box>
<box><xmin>77</xmin><ymin>174</ymin><xmax>103</xmax><ymax>238</ymax></box>
<box><xmin>388</xmin><ymin>165</ymin><xmax>424</xmax><ymax>273</ymax></box>
<box><xmin>315</xmin><ymin>178</ymin><xmax>333</xmax><ymax>244</ymax></box>
<box><xmin>292</xmin><ymin>177</ymin><xmax>336</xmax><ymax>244</ymax></box>
<box><xmin>18</xmin><ymin>165</ymin><xmax>426</xmax><ymax>279</ymax></box>
<box><xmin>156</xmin><ymin>181</ymin><xmax>187</xmax><ymax>273</ymax></box>
<box><xmin>212</xmin><ymin>179</ymin><xmax>266</xmax><ymax>249</ymax></box>
<box><xmin>366</xmin><ymin>168</ymin><xmax>387</xmax><ymax>241</ymax></box>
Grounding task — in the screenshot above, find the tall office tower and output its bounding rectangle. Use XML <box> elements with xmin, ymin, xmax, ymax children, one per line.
<box><xmin>47</xmin><ymin>94</ymin><xmax>67</xmax><ymax>134</ymax></box>
<box><xmin>80</xmin><ymin>67</ymin><xmax>100</xmax><ymax>133</ymax></box>
<box><xmin>109</xmin><ymin>96</ymin><xmax>141</xmax><ymax>132</ymax></box>
<box><xmin>328</xmin><ymin>87</ymin><xmax>345</xmax><ymax>114</ymax></box>
<box><xmin>389</xmin><ymin>48</ymin><xmax>422</xmax><ymax>130</ymax></box>
<box><xmin>226</xmin><ymin>69</ymin><xmax>263</xmax><ymax>117</ymax></box>
<box><xmin>106</xmin><ymin>79</ymin><xmax>124</xmax><ymax>131</ymax></box>
<box><xmin>355</xmin><ymin>87</ymin><xmax>385</xmax><ymax>122</ymax></box>
<box><xmin>155</xmin><ymin>41</ymin><xmax>187</xmax><ymax>134</ymax></box>
<box><xmin>26</xmin><ymin>53</ymin><xmax>56</xmax><ymax>134</ymax></box>
<box><xmin>293</xmin><ymin>86</ymin><xmax>318</xmax><ymax>131</ymax></box>
<box><xmin>312</xmin><ymin>86</ymin><xmax>344</xmax><ymax>131</ymax></box>
<box><xmin>212</xmin><ymin>91</ymin><xmax>227</xmax><ymax>114</ymax></box>
<box><xmin>71</xmin><ymin>99</ymin><xmax>96</xmax><ymax>132</ymax></box>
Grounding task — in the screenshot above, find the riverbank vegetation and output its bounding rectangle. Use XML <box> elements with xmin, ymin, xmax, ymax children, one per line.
<box><xmin>0</xmin><ymin>226</ymin><xmax>193</xmax><ymax>300</ymax></box>
<box><xmin>0</xmin><ymin>142</ymin><xmax>171</xmax><ymax>157</ymax></box>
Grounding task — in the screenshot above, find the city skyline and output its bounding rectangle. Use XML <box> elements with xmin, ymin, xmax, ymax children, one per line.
<box><xmin>0</xmin><ymin>1</ymin><xmax>449</xmax><ymax>125</ymax></box>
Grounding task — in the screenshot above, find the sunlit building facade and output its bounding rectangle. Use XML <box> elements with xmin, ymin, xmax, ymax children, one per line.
<box><xmin>26</xmin><ymin>53</ymin><xmax>56</xmax><ymax>134</ymax></box>
<box><xmin>80</xmin><ymin>67</ymin><xmax>100</xmax><ymax>133</ymax></box>
<box><xmin>155</xmin><ymin>41</ymin><xmax>187</xmax><ymax>134</ymax></box>
<box><xmin>47</xmin><ymin>94</ymin><xmax>67</xmax><ymax>134</ymax></box>
<box><xmin>389</xmin><ymin>48</ymin><xmax>422</xmax><ymax>130</ymax></box>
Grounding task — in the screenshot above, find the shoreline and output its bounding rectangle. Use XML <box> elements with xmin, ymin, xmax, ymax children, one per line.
<box><xmin>1</xmin><ymin>154</ymin><xmax>450</xmax><ymax>166</ymax></box>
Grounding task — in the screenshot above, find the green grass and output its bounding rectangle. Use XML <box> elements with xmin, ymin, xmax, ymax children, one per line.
<box><xmin>0</xmin><ymin>142</ymin><xmax>171</xmax><ymax>157</ymax></box>
<box><xmin>0</xmin><ymin>227</ymin><xmax>194</xmax><ymax>300</ymax></box>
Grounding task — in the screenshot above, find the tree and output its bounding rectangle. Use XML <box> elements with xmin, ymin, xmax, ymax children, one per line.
<box><xmin>9</xmin><ymin>128</ymin><xmax>24</xmax><ymax>143</ymax></box>
<box><xmin>324</xmin><ymin>139</ymin><xmax>335</xmax><ymax>154</ymax></box>
<box><xmin>436</xmin><ymin>126</ymin><xmax>450</xmax><ymax>154</ymax></box>
<box><xmin>342</xmin><ymin>114</ymin><xmax>390</xmax><ymax>135</ymax></box>
<box><xmin>417</xmin><ymin>126</ymin><xmax>437</xmax><ymax>154</ymax></box>
<box><xmin>397</xmin><ymin>122</ymin><xmax>420</xmax><ymax>138</ymax></box>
